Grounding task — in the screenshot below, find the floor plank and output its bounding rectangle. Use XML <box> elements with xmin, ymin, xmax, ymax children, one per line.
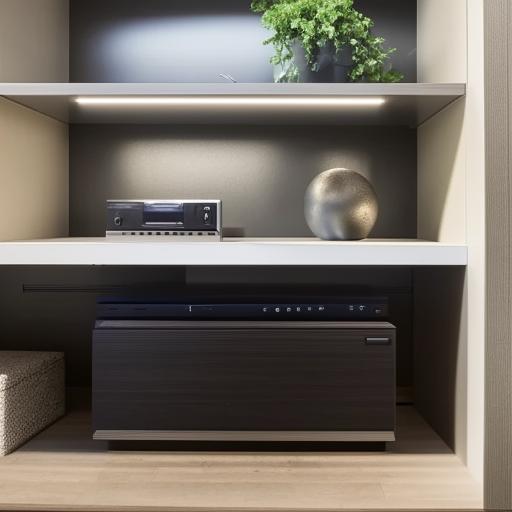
<box><xmin>0</xmin><ymin>404</ymin><xmax>482</xmax><ymax>511</ymax></box>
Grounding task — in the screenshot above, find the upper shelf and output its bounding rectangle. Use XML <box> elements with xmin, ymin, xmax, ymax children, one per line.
<box><xmin>0</xmin><ymin>83</ymin><xmax>465</xmax><ymax>127</ymax></box>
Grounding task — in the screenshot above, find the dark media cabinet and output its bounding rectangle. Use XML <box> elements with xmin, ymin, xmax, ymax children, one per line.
<box><xmin>92</xmin><ymin>320</ymin><xmax>396</xmax><ymax>442</ymax></box>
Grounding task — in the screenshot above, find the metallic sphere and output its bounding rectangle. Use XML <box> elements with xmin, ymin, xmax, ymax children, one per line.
<box><xmin>304</xmin><ymin>168</ymin><xmax>379</xmax><ymax>240</ymax></box>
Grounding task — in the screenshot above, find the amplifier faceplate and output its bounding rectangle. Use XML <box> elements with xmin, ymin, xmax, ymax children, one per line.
<box><xmin>106</xmin><ymin>199</ymin><xmax>222</xmax><ymax>239</ymax></box>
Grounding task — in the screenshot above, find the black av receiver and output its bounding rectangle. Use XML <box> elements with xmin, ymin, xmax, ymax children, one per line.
<box><xmin>106</xmin><ymin>200</ymin><xmax>221</xmax><ymax>239</ymax></box>
<box><xmin>97</xmin><ymin>291</ymin><xmax>388</xmax><ymax>321</ymax></box>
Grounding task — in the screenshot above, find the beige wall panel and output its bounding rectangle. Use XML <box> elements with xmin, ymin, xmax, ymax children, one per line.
<box><xmin>465</xmin><ymin>0</ymin><xmax>485</xmax><ymax>484</ymax></box>
<box><xmin>417</xmin><ymin>0</ymin><xmax>468</xmax><ymax>243</ymax></box>
<box><xmin>417</xmin><ymin>98</ymin><xmax>467</xmax><ymax>244</ymax></box>
<box><xmin>0</xmin><ymin>98</ymin><xmax>68</xmax><ymax>240</ymax></box>
<box><xmin>0</xmin><ymin>0</ymin><xmax>69</xmax><ymax>82</ymax></box>
<box><xmin>417</xmin><ymin>0</ymin><xmax>467</xmax><ymax>83</ymax></box>
<box><xmin>417</xmin><ymin>0</ymin><xmax>485</xmax><ymax>484</ymax></box>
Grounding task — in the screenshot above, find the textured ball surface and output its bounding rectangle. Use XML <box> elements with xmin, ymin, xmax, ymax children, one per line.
<box><xmin>304</xmin><ymin>168</ymin><xmax>378</xmax><ymax>240</ymax></box>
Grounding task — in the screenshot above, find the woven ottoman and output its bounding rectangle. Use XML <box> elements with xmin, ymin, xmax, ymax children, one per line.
<box><xmin>0</xmin><ymin>351</ymin><xmax>65</xmax><ymax>455</ymax></box>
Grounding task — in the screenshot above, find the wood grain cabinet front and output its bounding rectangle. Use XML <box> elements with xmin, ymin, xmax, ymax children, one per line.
<box><xmin>92</xmin><ymin>321</ymin><xmax>396</xmax><ymax>441</ymax></box>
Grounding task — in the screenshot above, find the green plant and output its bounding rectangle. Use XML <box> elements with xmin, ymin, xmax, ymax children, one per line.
<box><xmin>251</xmin><ymin>0</ymin><xmax>403</xmax><ymax>83</ymax></box>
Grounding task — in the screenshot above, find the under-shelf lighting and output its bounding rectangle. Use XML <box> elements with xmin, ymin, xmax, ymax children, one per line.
<box><xmin>74</xmin><ymin>96</ymin><xmax>386</xmax><ymax>107</ymax></box>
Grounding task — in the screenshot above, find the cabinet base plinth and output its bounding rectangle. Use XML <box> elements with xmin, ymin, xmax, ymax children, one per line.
<box><xmin>94</xmin><ymin>430</ymin><xmax>395</xmax><ymax>442</ymax></box>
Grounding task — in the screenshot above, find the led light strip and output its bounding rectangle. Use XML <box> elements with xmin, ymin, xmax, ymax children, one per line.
<box><xmin>75</xmin><ymin>96</ymin><xmax>386</xmax><ymax>107</ymax></box>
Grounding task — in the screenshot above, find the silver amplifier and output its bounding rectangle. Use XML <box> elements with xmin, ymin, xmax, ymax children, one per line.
<box><xmin>106</xmin><ymin>200</ymin><xmax>222</xmax><ymax>240</ymax></box>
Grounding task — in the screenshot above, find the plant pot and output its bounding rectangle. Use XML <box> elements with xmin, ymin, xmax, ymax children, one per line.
<box><xmin>274</xmin><ymin>41</ymin><xmax>353</xmax><ymax>83</ymax></box>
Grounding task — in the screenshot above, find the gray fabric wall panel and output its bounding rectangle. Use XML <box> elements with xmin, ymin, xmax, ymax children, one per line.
<box><xmin>69</xmin><ymin>0</ymin><xmax>417</xmax><ymax>83</ymax></box>
<box><xmin>484</xmin><ymin>0</ymin><xmax>512</xmax><ymax>508</ymax></box>
<box><xmin>69</xmin><ymin>125</ymin><xmax>417</xmax><ymax>238</ymax></box>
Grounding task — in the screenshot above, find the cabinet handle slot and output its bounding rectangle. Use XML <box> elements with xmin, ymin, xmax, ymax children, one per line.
<box><xmin>365</xmin><ymin>337</ymin><xmax>391</xmax><ymax>345</ymax></box>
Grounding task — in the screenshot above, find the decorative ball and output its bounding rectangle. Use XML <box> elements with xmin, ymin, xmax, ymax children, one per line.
<box><xmin>304</xmin><ymin>168</ymin><xmax>378</xmax><ymax>240</ymax></box>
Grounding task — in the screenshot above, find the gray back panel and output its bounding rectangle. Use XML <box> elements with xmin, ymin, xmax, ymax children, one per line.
<box><xmin>69</xmin><ymin>0</ymin><xmax>417</xmax><ymax>83</ymax></box>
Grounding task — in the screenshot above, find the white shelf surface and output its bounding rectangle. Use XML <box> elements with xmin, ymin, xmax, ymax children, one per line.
<box><xmin>0</xmin><ymin>82</ymin><xmax>465</xmax><ymax>126</ymax></box>
<box><xmin>0</xmin><ymin>238</ymin><xmax>468</xmax><ymax>266</ymax></box>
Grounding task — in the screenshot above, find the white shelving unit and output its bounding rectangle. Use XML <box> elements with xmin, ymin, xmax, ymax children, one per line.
<box><xmin>0</xmin><ymin>82</ymin><xmax>465</xmax><ymax>126</ymax></box>
<box><xmin>0</xmin><ymin>1</ymin><xmax>489</xmax><ymax>510</ymax></box>
<box><xmin>0</xmin><ymin>238</ymin><xmax>468</xmax><ymax>266</ymax></box>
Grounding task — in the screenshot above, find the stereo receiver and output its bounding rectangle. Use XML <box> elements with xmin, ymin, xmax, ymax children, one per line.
<box><xmin>106</xmin><ymin>200</ymin><xmax>221</xmax><ymax>239</ymax></box>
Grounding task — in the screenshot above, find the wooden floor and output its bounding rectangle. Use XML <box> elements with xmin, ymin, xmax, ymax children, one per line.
<box><xmin>0</xmin><ymin>400</ymin><xmax>482</xmax><ymax>512</ymax></box>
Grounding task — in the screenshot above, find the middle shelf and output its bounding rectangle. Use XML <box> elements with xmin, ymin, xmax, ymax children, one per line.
<box><xmin>0</xmin><ymin>238</ymin><xmax>468</xmax><ymax>266</ymax></box>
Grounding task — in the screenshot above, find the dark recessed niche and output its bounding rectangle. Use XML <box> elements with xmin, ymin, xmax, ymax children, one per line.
<box><xmin>69</xmin><ymin>0</ymin><xmax>417</xmax><ymax>83</ymax></box>
<box><xmin>69</xmin><ymin>124</ymin><xmax>417</xmax><ymax>239</ymax></box>
<box><xmin>0</xmin><ymin>265</ymin><xmax>414</xmax><ymax>389</ymax></box>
